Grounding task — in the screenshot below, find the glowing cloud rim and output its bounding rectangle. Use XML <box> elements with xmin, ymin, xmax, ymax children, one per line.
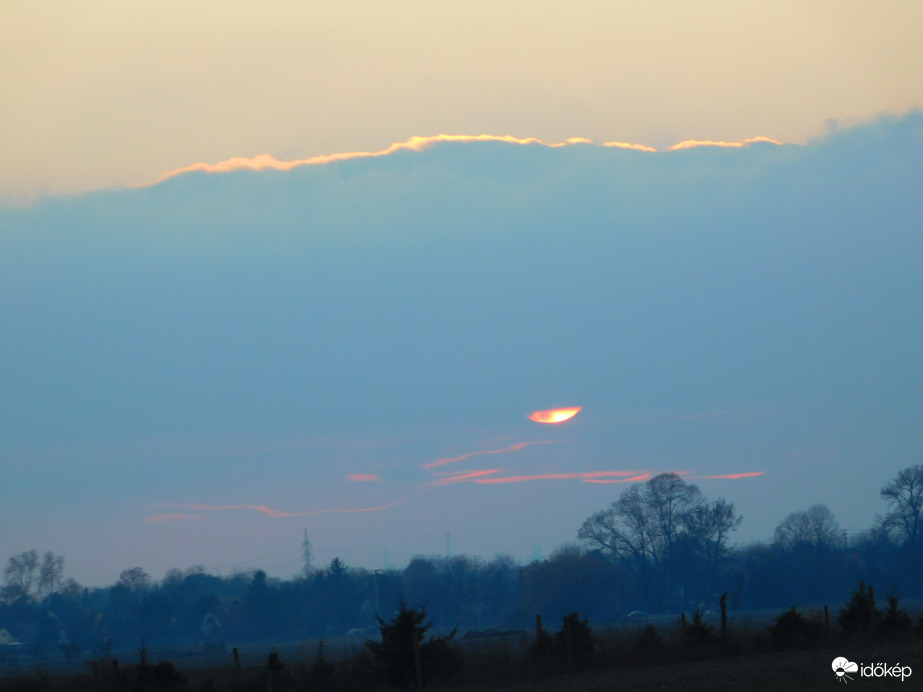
<box><xmin>142</xmin><ymin>134</ymin><xmax>785</xmax><ymax>187</ymax></box>
<box><xmin>528</xmin><ymin>407</ymin><xmax>582</xmax><ymax>424</ymax></box>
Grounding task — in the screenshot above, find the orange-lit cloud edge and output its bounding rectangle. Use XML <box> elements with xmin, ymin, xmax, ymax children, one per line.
<box><xmin>141</xmin><ymin>135</ymin><xmax>785</xmax><ymax>187</ymax></box>
<box><xmin>529</xmin><ymin>407</ymin><xmax>582</xmax><ymax>424</ymax></box>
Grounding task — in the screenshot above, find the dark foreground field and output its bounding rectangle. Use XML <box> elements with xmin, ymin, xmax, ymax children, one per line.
<box><xmin>452</xmin><ymin>641</ymin><xmax>923</xmax><ymax>692</ymax></box>
<box><xmin>2</xmin><ymin>638</ymin><xmax>921</xmax><ymax>692</ymax></box>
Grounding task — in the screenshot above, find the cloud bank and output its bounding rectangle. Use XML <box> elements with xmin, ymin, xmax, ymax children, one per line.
<box><xmin>1</xmin><ymin>112</ymin><xmax>921</xmax><ymax>578</ymax></box>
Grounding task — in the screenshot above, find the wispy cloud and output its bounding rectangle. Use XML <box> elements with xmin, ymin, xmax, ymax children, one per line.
<box><xmin>423</xmin><ymin>440</ymin><xmax>553</xmax><ymax>470</ymax></box>
<box><xmin>430</xmin><ymin>469</ymin><xmax>503</xmax><ymax>486</ymax></box>
<box><xmin>143</xmin><ymin>512</ymin><xmax>203</xmax><ymax>523</ymax></box>
<box><xmin>603</xmin><ymin>141</ymin><xmax>657</xmax><ymax>152</ymax></box>
<box><xmin>669</xmin><ymin>136</ymin><xmax>783</xmax><ymax>150</ymax></box>
<box><xmin>582</xmin><ymin>473</ymin><xmax>652</xmax><ymax>484</ymax></box>
<box><xmin>154</xmin><ymin>496</ymin><xmax>419</xmax><ymax>518</ymax></box>
<box><xmin>692</xmin><ymin>471</ymin><xmax>765</xmax><ymax>480</ymax></box>
<box><xmin>475</xmin><ymin>470</ymin><xmax>645</xmax><ymax>485</ymax></box>
<box><xmin>347</xmin><ymin>473</ymin><xmax>381</xmax><ymax>482</ymax></box>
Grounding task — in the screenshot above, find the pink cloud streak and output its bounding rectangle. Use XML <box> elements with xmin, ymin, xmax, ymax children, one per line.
<box><xmin>430</xmin><ymin>469</ymin><xmax>503</xmax><ymax>486</ymax></box>
<box><xmin>347</xmin><ymin>473</ymin><xmax>381</xmax><ymax>482</ymax></box>
<box><xmin>423</xmin><ymin>440</ymin><xmax>553</xmax><ymax>470</ymax></box>
<box><xmin>475</xmin><ymin>470</ymin><xmax>645</xmax><ymax>485</ymax></box>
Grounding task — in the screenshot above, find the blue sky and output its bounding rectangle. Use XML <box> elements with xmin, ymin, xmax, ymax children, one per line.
<box><xmin>2</xmin><ymin>113</ymin><xmax>921</xmax><ymax>585</ymax></box>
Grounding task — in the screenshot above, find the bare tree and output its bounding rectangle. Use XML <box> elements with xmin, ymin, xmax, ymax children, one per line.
<box><xmin>686</xmin><ymin>497</ymin><xmax>743</xmax><ymax>578</ymax></box>
<box><xmin>2</xmin><ymin>550</ymin><xmax>65</xmax><ymax>602</ymax></box>
<box><xmin>37</xmin><ymin>552</ymin><xmax>64</xmax><ymax>599</ymax></box>
<box><xmin>2</xmin><ymin>550</ymin><xmax>39</xmax><ymax>601</ymax></box>
<box><xmin>773</xmin><ymin>504</ymin><xmax>842</xmax><ymax>552</ymax></box>
<box><xmin>578</xmin><ymin>473</ymin><xmax>711</xmax><ymax>609</ymax></box>
<box><xmin>879</xmin><ymin>465</ymin><xmax>923</xmax><ymax>551</ymax></box>
<box><xmin>118</xmin><ymin>566</ymin><xmax>152</xmax><ymax>592</ymax></box>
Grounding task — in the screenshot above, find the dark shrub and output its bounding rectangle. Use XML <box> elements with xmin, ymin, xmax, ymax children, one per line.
<box><xmin>555</xmin><ymin>612</ymin><xmax>595</xmax><ymax>662</ymax></box>
<box><xmin>685</xmin><ymin>611</ymin><xmax>715</xmax><ymax>643</ymax></box>
<box><xmin>768</xmin><ymin>606</ymin><xmax>822</xmax><ymax>651</ymax></box>
<box><xmin>636</xmin><ymin>624</ymin><xmax>665</xmax><ymax>662</ymax></box>
<box><xmin>880</xmin><ymin>595</ymin><xmax>912</xmax><ymax>638</ymax></box>
<box><xmin>838</xmin><ymin>581</ymin><xmax>878</xmax><ymax>635</ymax></box>
<box><xmin>366</xmin><ymin>601</ymin><xmax>461</xmax><ymax>688</ymax></box>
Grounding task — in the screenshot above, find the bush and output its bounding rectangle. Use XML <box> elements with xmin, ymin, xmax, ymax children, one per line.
<box><xmin>150</xmin><ymin>661</ymin><xmax>186</xmax><ymax>689</ymax></box>
<box><xmin>635</xmin><ymin>624</ymin><xmax>665</xmax><ymax>662</ymax></box>
<box><xmin>307</xmin><ymin>641</ymin><xmax>335</xmax><ymax>689</ymax></box>
<box><xmin>366</xmin><ymin>601</ymin><xmax>461</xmax><ymax>688</ymax></box>
<box><xmin>767</xmin><ymin>606</ymin><xmax>822</xmax><ymax>651</ymax></box>
<box><xmin>684</xmin><ymin>611</ymin><xmax>715</xmax><ymax>643</ymax></box>
<box><xmin>880</xmin><ymin>595</ymin><xmax>912</xmax><ymax>638</ymax></box>
<box><xmin>838</xmin><ymin>580</ymin><xmax>878</xmax><ymax>635</ymax></box>
<box><xmin>555</xmin><ymin>612</ymin><xmax>595</xmax><ymax>662</ymax></box>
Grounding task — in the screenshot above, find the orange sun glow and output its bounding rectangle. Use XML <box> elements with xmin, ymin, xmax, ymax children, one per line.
<box><xmin>528</xmin><ymin>407</ymin><xmax>582</xmax><ymax>424</ymax></box>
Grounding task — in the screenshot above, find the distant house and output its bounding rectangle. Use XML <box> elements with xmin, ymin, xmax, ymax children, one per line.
<box><xmin>0</xmin><ymin>628</ymin><xmax>23</xmax><ymax>663</ymax></box>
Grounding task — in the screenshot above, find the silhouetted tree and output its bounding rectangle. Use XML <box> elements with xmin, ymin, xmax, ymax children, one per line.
<box><xmin>880</xmin><ymin>594</ymin><xmax>912</xmax><ymax>638</ymax></box>
<box><xmin>772</xmin><ymin>504</ymin><xmax>844</xmax><ymax>603</ymax></box>
<box><xmin>366</xmin><ymin>601</ymin><xmax>460</xmax><ymax>688</ymax></box>
<box><xmin>118</xmin><ymin>567</ymin><xmax>152</xmax><ymax>593</ymax></box>
<box><xmin>578</xmin><ymin>473</ymin><xmax>736</xmax><ymax>610</ymax></box>
<box><xmin>2</xmin><ymin>550</ymin><xmax>39</xmax><ymax>602</ymax></box>
<box><xmin>880</xmin><ymin>465</ymin><xmax>923</xmax><ymax>570</ymax></box>
<box><xmin>838</xmin><ymin>580</ymin><xmax>878</xmax><ymax>634</ymax></box>
<box><xmin>767</xmin><ymin>606</ymin><xmax>822</xmax><ymax>650</ymax></box>
<box><xmin>773</xmin><ymin>504</ymin><xmax>842</xmax><ymax>551</ymax></box>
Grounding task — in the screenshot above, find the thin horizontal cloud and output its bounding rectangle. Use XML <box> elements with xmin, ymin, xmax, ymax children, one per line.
<box><xmin>143</xmin><ymin>135</ymin><xmax>596</xmax><ymax>187</ymax></box>
<box><xmin>423</xmin><ymin>440</ymin><xmax>553</xmax><ymax>470</ymax></box>
<box><xmin>475</xmin><ymin>470</ymin><xmax>645</xmax><ymax>485</ymax></box>
<box><xmin>582</xmin><ymin>473</ymin><xmax>652</xmax><ymax>484</ymax></box>
<box><xmin>155</xmin><ymin>496</ymin><xmax>419</xmax><ymax>518</ymax></box>
<box><xmin>430</xmin><ymin>469</ymin><xmax>502</xmax><ymax>486</ymax></box>
<box><xmin>669</xmin><ymin>136</ymin><xmax>783</xmax><ymax>150</ymax></box>
<box><xmin>143</xmin><ymin>512</ymin><xmax>202</xmax><ymax>523</ymax></box>
<box><xmin>693</xmin><ymin>471</ymin><xmax>765</xmax><ymax>480</ymax></box>
<box><xmin>347</xmin><ymin>473</ymin><xmax>381</xmax><ymax>482</ymax></box>
<box><xmin>603</xmin><ymin>141</ymin><xmax>658</xmax><ymax>152</ymax></box>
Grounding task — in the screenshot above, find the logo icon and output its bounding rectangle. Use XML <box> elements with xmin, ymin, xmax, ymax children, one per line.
<box><xmin>832</xmin><ymin>657</ymin><xmax>858</xmax><ymax>683</ymax></box>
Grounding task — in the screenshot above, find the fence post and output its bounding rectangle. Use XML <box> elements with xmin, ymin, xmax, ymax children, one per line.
<box><xmin>720</xmin><ymin>592</ymin><xmax>728</xmax><ymax>638</ymax></box>
<box><xmin>564</xmin><ymin>615</ymin><xmax>574</xmax><ymax>670</ymax></box>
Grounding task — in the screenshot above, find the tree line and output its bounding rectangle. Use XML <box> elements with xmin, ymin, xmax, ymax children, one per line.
<box><xmin>2</xmin><ymin>466</ymin><xmax>922</xmax><ymax>660</ymax></box>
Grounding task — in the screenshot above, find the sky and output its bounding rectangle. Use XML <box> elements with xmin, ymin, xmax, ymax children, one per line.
<box><xmin>1</xmin><ymin>2</ymin><xmax>922</xmax><ymax>586</ymax></box>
